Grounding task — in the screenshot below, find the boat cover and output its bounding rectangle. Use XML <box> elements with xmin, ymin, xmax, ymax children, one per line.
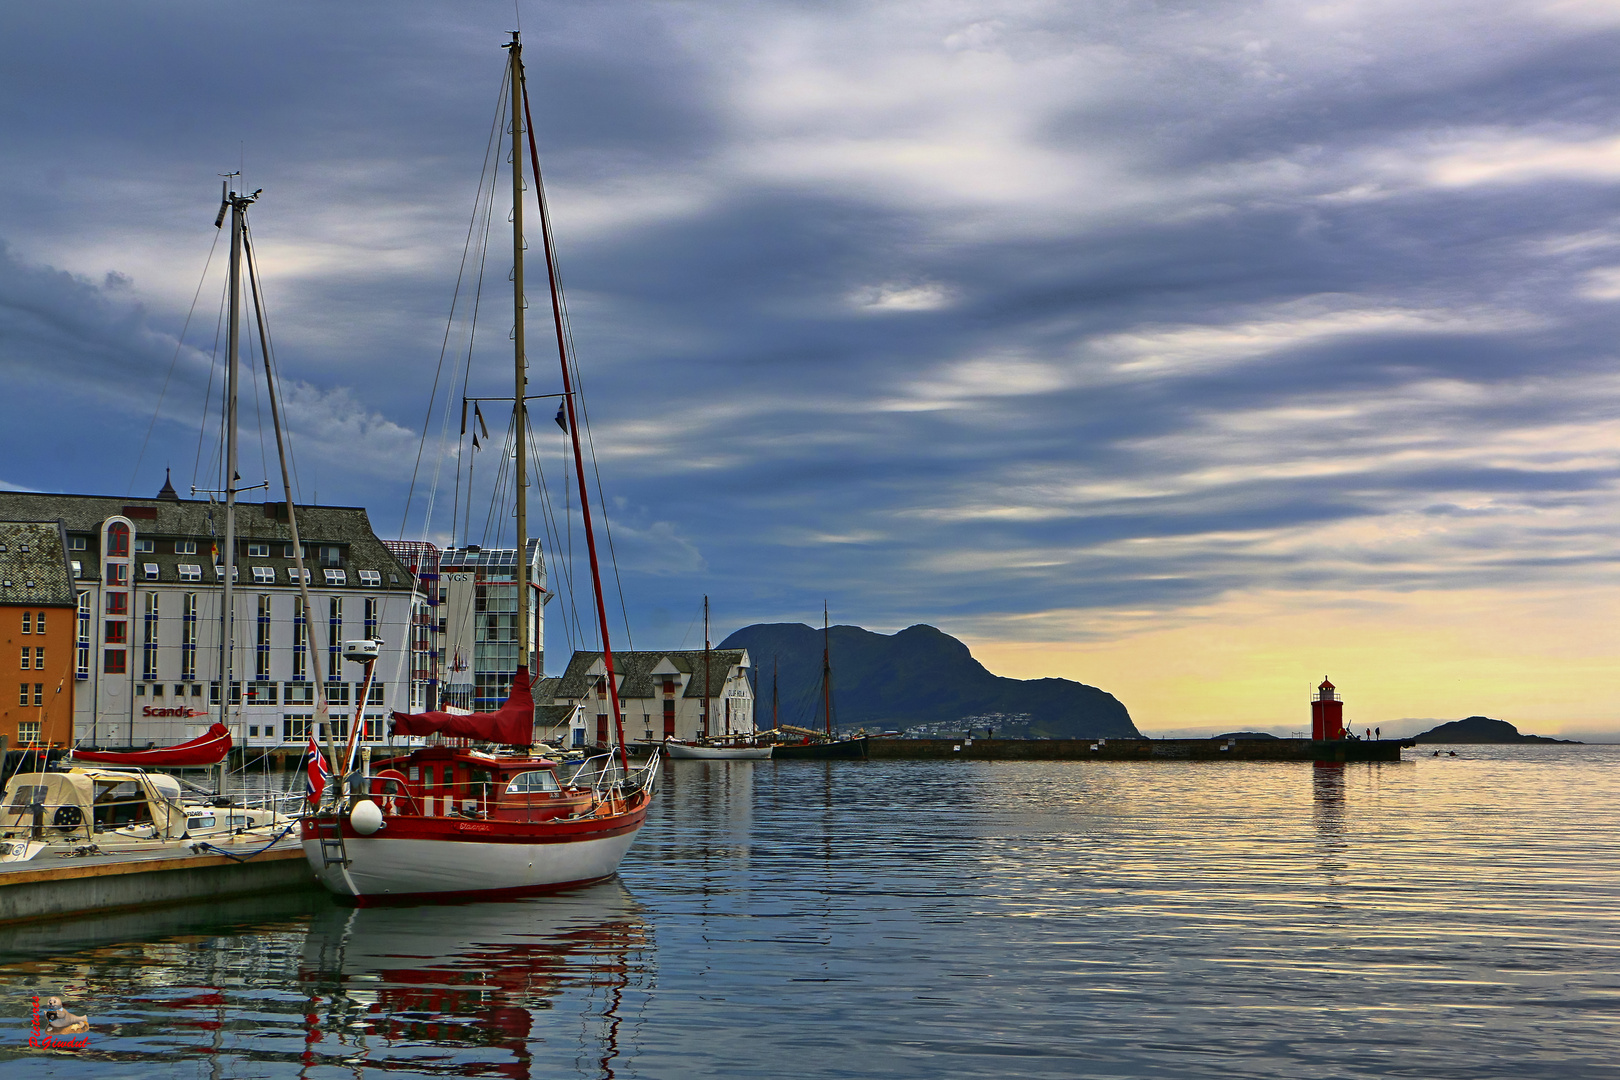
<box><xmin>391</xmin><ymin>666</ymin><xmax>534</xmax><ymax>745</ymax></box>
<box><xmin>71</xmin><ymin>723</ymin><xmax>233</xmax><ymax>767</ymax></box>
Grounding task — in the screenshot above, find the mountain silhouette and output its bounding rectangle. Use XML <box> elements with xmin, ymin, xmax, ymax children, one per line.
<box><xmin>1411</xmin><ymin>716</ymin><xmax>1577</xmax><ymax>743</ymax></box>
<box><xmin>720</xmin><ymin>622</ymin><xmax>1139</xmax><ymax>738</ymax></box>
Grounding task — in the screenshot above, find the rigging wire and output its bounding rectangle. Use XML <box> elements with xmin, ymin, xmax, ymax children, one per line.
<box><xmin>131</xmin><ymin>226</ymin><xmax>223</xmax><ymax>494</ymax></box>
<box><xmin>191</xmin><ymin>273</ymin><xmax>231</xmax><ymax>493</ymax></box>
<box><xmin>525</xmin><ymin>418</ymin><xmax>582</xmax><ymax>655</ymax></box>
<box><xmin>399</xmin><ymin>67</ymin><xmax>512</xmax><ymax>542</ymax></box>
<box><xmin>244</xmin><ymin>219</ymin><xmax>303</xmax><ymax>503</ymax></box>
<box><xmin>522</xmin><ymin>81</ymin><xmax>635</xmax><ymax>652</ymax></box>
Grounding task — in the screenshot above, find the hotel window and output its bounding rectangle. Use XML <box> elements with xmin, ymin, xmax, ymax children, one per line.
<box><xmin>179</xmin><ymin>564</ymin><xmax>202</xmax><ymax>582</ymax></box>
<box><xmin>213</xmin><ymin>565</ymin><xmax>238</xmax><ymax>581</ymax></box>
<box><xmin>135</xmin><ymin>538</ymin><xmax>155</xmax><ymax>553</ymax></box>
<box><xmin>328</xmin><ymin>597</ymin><xmax>342</xmax><ymax>680</ymax></box>
<box><xmin>247</xmin><ymin>681</ymin><xmax>277</xmax><ymax>705</ymax></box>
<box><xmin>19</xmin><ymin>721</ymin><xmax>39</xmax><ymax>744</ymax></box>
<box><xmin>287</xmin><ymin>567</ymin><xmax>310</xmax><ymax>584</ymax></box>
<box><xmin>20</xmin><ymin>612</ymin><xmax>30</xmax><ymax>634</ymax></box>
<box><xmin>359</xmin><ymin>569</ymin><xmax>381</xmax><ymax>587</ymax></box>
<box><xmin>32</xmin><ymin>684</ymin><xmax>42</xmax><ymax>707</ymax></box>
<box><xmin>35</xmin><ymin>612</ymin><xmax>44</xmax><ymax>633</ymax></box>
<box><xmin>283</xmin><ymin>715</ymin><xmax>311</xmax><ymax>741</ymax></box>
<box><xmin>181</xmin><ymin>593</ymin><xmax>198</xmax><ymax>679</ymax></box>
<box><xmin>76</xmin><ymin>592</ymin><xmax>90</xmax><ymax>679</ymax></box>
<box><xmin>16</xmin><ymin>684</ymin><xmax>25</xmax><ymax>706</ymax></box>
<box><xmin>247</xmin><ymin>542</ymin><xmax>270</xmax><ymax>558</ymax></box>
<box><xmin>318</xmin><ymin>545</ymin><xmax>342</xmax><ymax>568</ymax></box>
<box><xmin>106</xmin><ymin>592</ymin><xmax>128</xmax><ymax>616</ymax></box>
<box><xmin>17</xmin><ymin>647</ymin><xmax>26</xmax><ymax>669</ymax></box>
<box><xmin>143</xmin><ymin>563</ymin><xmax>159</xmax><ymax>580</ymax></box>
<box><xmin>175</xmin><ymin>539</ymin><xmax>197</xmax><ymax>555</ymax></box>
<box><xmin>104</xmin><ymin>650</ymin><xmax>126</xmax><ymax>674</ymax></box>
<box><xmin>285</xmin><ymin>682</ymin><xmax>314</xmax><ymax>706</ymax></box>
<box><xmin>34</xmin><ymin>647</ymin><xmax>44</xmax><ymax>670</ymax></box>
<box><xmin>256</xmin><ymin>595</ymin><xmax>272</xmax><ymax>680</ymax></box>
<box><xmin>68</xmin><ymin>535</ymin><xmax>87</xmax><ymax>551</ymax></box>
<box><xmin>106</xmin><ymin>522</ymin><xmax>130</xmax><ymax>557</ymax></box>
<box><xmin>364</xmin><ymin>597</ymin><xmax>378</xmax><ymax>639</ymax></box>
<box><xmin>292</xmin><ymin>596</ymin><xmax>307</xmax><ymax>680</ymax></box>
<box><xmin>367</xmin><ymin>681</ymin><xmax>385</xmax><ymax>706</ymax></box>
<box><xmin>326</xmin><ymin>682</ymin><xmax>351</xmax><ymax>706</ymax></box>
<box><xmin>152</xmin><ymin>684</ymin><xmax>164</xmax><ymax>698</ymax></box>
<box><xmin>209</xmin><ymin>681</ymin><xmax>242</xmax><ymax>705</ymax></box>
<box><xmin>106</xmin><ymin>563</ymin><xmax>128</xmax><ymax>586</ymax></box>
<box><xmin>105</xmin><ymin>621</ymin><xmax>127</xmax><ymax>644</ymax></box>
<box><xmin>252</xmin><ymin>566</ymin><xmax>274</xmax><ymax>584</ymax></box>
<box><xmin>324</xmin><ymin>568</ymin><xmax>347</xmax><ymax>586</ymax></box>
<box><xmin>142</xmin><ymin>594</ymin><xmax>159</xmax><ymax>680</ymax></box>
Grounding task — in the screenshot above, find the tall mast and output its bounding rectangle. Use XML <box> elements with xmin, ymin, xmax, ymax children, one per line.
<box><xmin>217</xmin><ymin>183</ymin><xmax>246</xmax><ymax>748</ymax></box>
<box><xmin>703</xmin><ymin>596</ymin><xmax>711</xmax><ymax>738</ymax></box>
<box><xmin>822</xmin><ymin>602</ymin><xmax>832</xmax><ymax>736</ymax></box>
<box><xmin>508</xmin><ymin>33</ymin><xmax>531</xmax><ymax>686</ymax></box>
<box><xmin>772</xmin><ymin>654</ymin><xmax>778</xmax><ymax>729</ymax></box>
<box><xmin>517</xmin><ymin>43</ymin><xmax>632</xmax><ymax>778</ymax></box>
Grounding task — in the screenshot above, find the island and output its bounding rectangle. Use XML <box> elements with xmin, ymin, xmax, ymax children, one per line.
<box><xmin>1411</xmin><ymin>716</ymin><xmax>1579</xmax><ymax>744</ymax></box>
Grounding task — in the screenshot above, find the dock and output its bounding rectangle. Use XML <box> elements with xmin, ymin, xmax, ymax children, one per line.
<box><xmin>867</xmin><ymin>737</ymin><xmax>1411</xmax><ymax>762</ymax></box>
<box><xmin>0</xmin><ymin>839</ymin><xmax>317</xmax><ymax>927</ymax></box>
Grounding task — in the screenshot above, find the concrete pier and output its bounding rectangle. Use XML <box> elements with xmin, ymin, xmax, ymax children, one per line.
<box><xmin>0</xmin><ymin>841</ymin><xmax>316</xmax><ymax>926</ymax></box>
<box><xmin>868</xmin><ymin>737</ymin><xmax>1410</xmax><ymax>762</ymax></box>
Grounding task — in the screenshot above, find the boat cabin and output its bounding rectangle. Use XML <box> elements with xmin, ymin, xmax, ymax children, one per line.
<box><xmin>368</xmin><ymin>747</ymin><xmax>593</xmax><ymax>823</ymax></box>
<box><xmin>0</xmin><ymin>768</ymin><xmax>187</xmax><ymax>844</ymax></box>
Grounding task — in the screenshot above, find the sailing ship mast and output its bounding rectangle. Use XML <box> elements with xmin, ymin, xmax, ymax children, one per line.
<box><xmin>511</xmin><ymin>33</ymin><xmax>631</xmax><ymax>776</ymax></box>
<box><xmin>704</xmin><ymin>596</ymin><xmax>711</xmax><ymax>738</ymax></box>
<box><xmin>508</xmin><ymin>37</ymin><xmax>532</xmax><ymax>706</ymax></box>
<box><xmin>822</xmin><ymin>602</ymin><xmax>833</xmax><ymax>736</ymax></box>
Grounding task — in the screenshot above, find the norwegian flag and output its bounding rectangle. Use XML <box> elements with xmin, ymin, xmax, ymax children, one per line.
<box><xmin>304</xmin><ymin>736</ymin><xmax>329</xmax><ymax>806</ymax></box>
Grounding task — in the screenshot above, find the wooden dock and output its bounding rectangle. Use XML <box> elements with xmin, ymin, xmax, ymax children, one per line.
<box><xmin>0</xmin><ymin>839</ymin><xmax>317</xmax><ymax>926</ymax></box>
<box><xmin>867</xmin><ymin>737</ymin><xmax>1411</xmax><ymax>762</ymax></box>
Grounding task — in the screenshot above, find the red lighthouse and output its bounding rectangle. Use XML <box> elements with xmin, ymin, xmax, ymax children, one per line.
<box><xmin>1311</xmin><ymin>679</ymin><xmax>1344</xmax><ymax>741</ymax></box>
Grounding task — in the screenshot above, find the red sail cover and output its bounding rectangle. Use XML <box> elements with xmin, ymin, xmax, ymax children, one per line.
<box><xmin>73</xmin><ymin>723</ymin><xmax>234</xmax><ymax>767</ymax></box>
<box><xmin>391</xmin><ymin>666</ymin><xmax>535</xmax><ymax>745</ymax></box>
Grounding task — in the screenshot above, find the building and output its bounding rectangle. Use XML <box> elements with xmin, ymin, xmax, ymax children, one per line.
<box><xmin>381</xmin><ymin>540</ymin><xmax>444</xmax><ymax>714</ymax></box>
<box><xmin>0</xmin><ymin>488</ymin><xmax>422</xmax><ymax>752</ymax></box>
<box><xmin>436</xmin><ymin>542</ymin><xmax>548</xmax><ymax>712</ymax></box>
<box><xmin>0</xmin><ymin>522</ymin><xmax>78</xmax><ymax>749</ymax></box>
<box><xmin>549</xmin><ymin>649</ymin><xmax>754</xmax><ymax>747</ymax></box>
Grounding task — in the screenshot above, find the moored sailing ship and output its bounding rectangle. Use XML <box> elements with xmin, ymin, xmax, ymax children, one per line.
<box><xmin>299</xmin><ymin>33</ymin><xmax>657</xmax><ymax>903</ymax></box>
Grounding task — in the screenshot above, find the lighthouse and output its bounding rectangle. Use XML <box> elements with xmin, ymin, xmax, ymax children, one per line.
<box><xmin>1311</xmin><ymin>679</ymin><xmax>1345</xmax><ymax>741</ymax></box>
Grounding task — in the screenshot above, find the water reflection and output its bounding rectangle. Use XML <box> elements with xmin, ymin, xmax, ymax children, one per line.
<box><xmin>0</xmin><ymin>882</ymin><xmax>651</xmax><ymax>1079</ymax></box>
<box><xmin>298</xmin><ymin>882</ymin><xmax>649</xmax><ymax>1078</ymax></box>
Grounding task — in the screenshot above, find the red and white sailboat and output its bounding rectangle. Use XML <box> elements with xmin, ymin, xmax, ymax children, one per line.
<box><xmin>299</xmin><ymin>33</ymin><xmax>657</xmax><ymax>903</ymax></box>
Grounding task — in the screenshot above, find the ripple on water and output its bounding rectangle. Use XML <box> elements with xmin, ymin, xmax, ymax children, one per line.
<box><xmin>0</xmin><ymin>745</ymin><xmax>1615</xmax><ymax>1078</ymax></box>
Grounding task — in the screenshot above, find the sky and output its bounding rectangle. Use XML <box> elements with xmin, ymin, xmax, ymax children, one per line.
<box><xmin>3</xmin><ymin>1</ymin><xmax>1620</xmax><ymax>738</ymax></box>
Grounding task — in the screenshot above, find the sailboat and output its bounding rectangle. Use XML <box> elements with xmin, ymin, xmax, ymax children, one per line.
<box><xmin>298</xmin><ymin>33</ymin><xmax>659</xmax><ymax>903</ymax></box>
<box><xmin>768</xmin><ymin>604</ymin><xmax>868</xmax><ymax>760</ymax></box>
<box><xmin>665</xmin><ymin>596</ymin><xmax>771</xmax><ymax>759</ymax></box>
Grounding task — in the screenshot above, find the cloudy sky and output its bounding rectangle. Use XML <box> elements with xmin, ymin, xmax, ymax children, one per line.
<box><xmin>4</xmin><ymin>1</ymin><xmax>1620</xmax><ymax>736</ymax></box>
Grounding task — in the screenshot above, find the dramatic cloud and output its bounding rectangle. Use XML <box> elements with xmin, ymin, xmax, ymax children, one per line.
<box><xmin>4</xmin><ymin>1</ymin><xmax>1620</xmax><ymax>731</ymax></box>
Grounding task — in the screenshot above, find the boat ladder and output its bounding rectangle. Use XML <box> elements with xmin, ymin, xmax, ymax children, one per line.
<box><xmin>313</xmin><ymin>815</ymin><xmax>350</xmax><ymax>868</ymax></box>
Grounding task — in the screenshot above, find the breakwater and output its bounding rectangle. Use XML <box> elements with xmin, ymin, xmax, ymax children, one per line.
<box><xmin>868</xmin><ymin>737</ymin><xmax>1409</xmax><ymax>762</ymax></box>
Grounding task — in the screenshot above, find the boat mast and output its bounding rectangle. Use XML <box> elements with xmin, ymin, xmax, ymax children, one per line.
<box><xmin>704</xmin><ymin>596</ymin><xmax>711</xmax><ymax>738</ymax></box>
<box><xmin>507</xmin><ymin>34</ymin><xmax>532</xmax><ymax>703</ymax></box>
<box><xmin>515</xmin><ymin>39</ymin><xmax>632</xmax><ymax>779</ymax></box>
<box><xmin>822</xmin><ymin>602</ymin><xmax>832</xmax><ymax>737</ymax></box>
<box><xmin>217</xmin><ymin>181</ymin><xmax>255</xmax><ymax>781</ymax></box>
<box><xmin>772</xmin><ymin>654</ymin><xmax>778</xmax><ymax>729</ymax></box>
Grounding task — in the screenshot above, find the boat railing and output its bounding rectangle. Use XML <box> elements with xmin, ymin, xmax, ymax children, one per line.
<box><xmin>564</xmin><ymin>751</ymin><xmax>660</xmax><ymax>802</ymax></box>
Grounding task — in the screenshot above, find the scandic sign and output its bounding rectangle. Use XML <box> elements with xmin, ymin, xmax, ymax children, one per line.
<box><xmin>141</xmin><ymin>706</ymin><xmax>207</xmax><ymax>718</ymax></box>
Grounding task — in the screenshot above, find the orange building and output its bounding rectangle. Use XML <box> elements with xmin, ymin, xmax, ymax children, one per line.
<box><xmin>0</xmin><ymin>522</ymin><xmax>77</xmax><ymax>750</ymax></box>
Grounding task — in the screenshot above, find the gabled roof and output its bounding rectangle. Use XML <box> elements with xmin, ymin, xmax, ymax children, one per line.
<box><xmin>0</xmin><ymin>491</ymin><xmax>414</xmax><ymax>591</ymax></box>
<box><xmin>0</xmin><ymin>522</ymin><xmax>76</xmax><ymax>607</ymax></box>
<box><xmin>552</xmin><ymin>649</ymin><xmax>749</xmax><ymax>700</ymax></box>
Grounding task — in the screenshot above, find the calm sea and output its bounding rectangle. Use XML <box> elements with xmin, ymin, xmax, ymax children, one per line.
<box><xmin>2</xmin><ymin>744</ymin><xmax>1616</xmax><ymax>1078</ymax></box>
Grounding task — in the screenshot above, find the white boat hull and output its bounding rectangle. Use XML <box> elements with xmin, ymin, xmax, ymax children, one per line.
<box><xmin>664</xmin><ymin>743</ymin><xmax>772</xmax><ymax>760</ymax></box>
<box><xmin>302</xmin><ymin>826</ymin><xmax>642</xmax><ymax>903</ymax></box>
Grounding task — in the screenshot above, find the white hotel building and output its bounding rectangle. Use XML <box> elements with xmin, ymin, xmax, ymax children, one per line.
<box><xmin>0</xmin><ymin>485</ymin><xmax>426</xmax><ymax>753</ymax></box>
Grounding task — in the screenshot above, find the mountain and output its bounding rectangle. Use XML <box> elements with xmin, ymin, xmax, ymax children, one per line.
<box><xmin>719</xmin><ymin>622</ymin><xmax>1140</xmax><ymax>739</ymax></box>
<box><xmin>1411</xmin><ymin>716</ymin><xmax>1578</xmax><ymax>744</ymax></box>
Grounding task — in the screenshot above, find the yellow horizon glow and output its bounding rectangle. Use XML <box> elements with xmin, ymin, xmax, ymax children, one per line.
<box><xmin>964</xmin><ymin>586</ymin><xmax>1620</xmax><ymax>739</ymax></box>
